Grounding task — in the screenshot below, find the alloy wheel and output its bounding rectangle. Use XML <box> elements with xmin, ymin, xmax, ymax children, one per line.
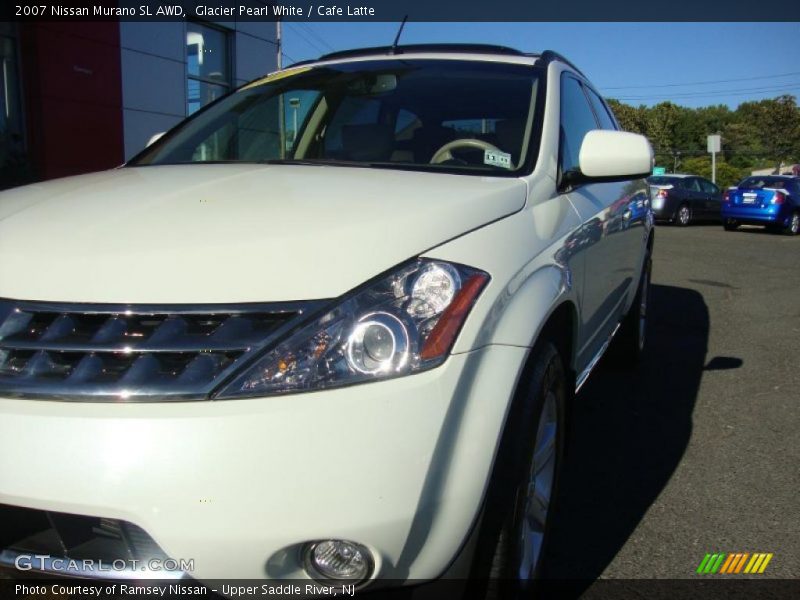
<box><xmin>517</xmin><ymin>390</ymin><xmax>558</xmax><ymax>579</ymax></box>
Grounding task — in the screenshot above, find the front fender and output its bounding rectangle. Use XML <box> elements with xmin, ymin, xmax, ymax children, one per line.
<box><xmin>474</xmin><ymin>263</ymin><xmax>575</xmax><ymax>353</ymax></box>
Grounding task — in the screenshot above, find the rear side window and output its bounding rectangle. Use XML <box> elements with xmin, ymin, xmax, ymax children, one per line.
<box><xmin>699</xmin><ymin>179</ymin><xmax>719</xmax><ymax>194</ymax></box>
<box><xmin>584</xmin><ymin>87</ymin><xmax>617</xmax><ymax>131</ymax></box>
<box><xmin>684</xmin><ymin>178</ymin><xmax>702</xmax><ymax>192</ymax></box>
<box><xmin>559</xmin><ymin>76</ymin><xmax>599</xmax><ymax>174</ymax></box>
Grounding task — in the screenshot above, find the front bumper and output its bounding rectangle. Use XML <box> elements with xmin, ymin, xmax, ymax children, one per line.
<box><xmin>0</xmin><ymin>344</ymin><xmax>527</xmax><ymax>585</ymax></box>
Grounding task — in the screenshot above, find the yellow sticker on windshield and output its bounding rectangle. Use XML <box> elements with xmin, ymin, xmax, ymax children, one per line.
<box><xmin>240</xmin><ymin>66</ymin><xmax>313</xmax><ymax>91</ymax></box>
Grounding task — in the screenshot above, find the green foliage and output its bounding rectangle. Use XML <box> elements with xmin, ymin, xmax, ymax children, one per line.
<box><xmin>606</xmin><ymin>94</ymin><xmax>800</xmax><ymax>177</ymax></box>
<box><xmin>680</xmin><ymin>156</ymin><xmax>748</xmax><ymax>189</ymax></box>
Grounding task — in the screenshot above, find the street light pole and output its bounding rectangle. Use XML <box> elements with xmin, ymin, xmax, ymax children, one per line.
<box><xmin>276</xmin><ymin>20</ymin><xmax>282</xmax><ymax>69</ymax></box>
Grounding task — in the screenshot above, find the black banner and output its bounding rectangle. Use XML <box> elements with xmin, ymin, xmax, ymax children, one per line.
<box><xmin>2</xmin><ymin>578</ymin><xmax>800</xmax><ymax>600</ymax></box>
<box><xmin>4</xmin><ymin>0</ymin><xmax>800</xmax><ymax>22</ymax></box>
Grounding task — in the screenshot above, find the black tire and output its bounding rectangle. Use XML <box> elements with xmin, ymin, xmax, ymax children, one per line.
<box><xmin>783</xmin><ymin>212</ymin><xmax>800</xmax><ymax>236</ymax></box>
<box><xmin>470</xmin><ymin>341</ymin><xmax>567</xmax><ymax>598</ymax></box>
<box><xmin>676</xmin><ymin>204</ymin><xmax>691</xmax><ymax>227</ymax></box>
<box><xmin>723</xmin><ymin>219</ymin><xmax>739</xmax><ymax>231</ymax></box>
<box><xmin>607</xmin><ymin>249</ymin><xmax>651</xmax><ymax>368</ymax></box>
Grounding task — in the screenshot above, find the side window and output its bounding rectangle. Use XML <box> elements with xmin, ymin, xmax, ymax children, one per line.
<box><xmin>686</xmin><ymin>178</ymin><xmax>702</xmax><ymax>192</ymax></box>
<box><xmin>560</xmin><ymin>76</ymin><xmax>600</xmax><ymax>174</ymax></box>
<box><xmin>584</xmin><ymin>87</ymin><xmax>617</xmax><ymax>131</ymax></box>
<box><xmin>699</xmin><ymin>179</ymin><xmax>718</xmax><ymax>195</ymax></box>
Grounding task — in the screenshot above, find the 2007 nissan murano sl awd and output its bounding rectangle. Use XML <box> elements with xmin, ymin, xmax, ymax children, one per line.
<box><xmin>0</xmin><ymin>44</ymin><xmax>654</xmax><ymax>593</ymax></box>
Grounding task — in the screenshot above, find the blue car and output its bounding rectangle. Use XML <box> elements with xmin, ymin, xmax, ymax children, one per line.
<box><xmin>722</xmin><ymin>175</ymin><xmax>800</xmax><ymax>235</ymax></box>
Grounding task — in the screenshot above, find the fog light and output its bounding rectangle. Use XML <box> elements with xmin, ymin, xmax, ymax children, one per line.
<box><xmin>304</xmin><ymin>540</ymin><xmax>373</xmax><ymax>581</ymax></box>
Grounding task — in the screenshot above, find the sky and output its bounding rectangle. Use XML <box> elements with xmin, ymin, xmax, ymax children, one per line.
<box><xmin>282</xmin><ymin>22</ymin><xmax>800</xmax><ymax>109</ymax></box>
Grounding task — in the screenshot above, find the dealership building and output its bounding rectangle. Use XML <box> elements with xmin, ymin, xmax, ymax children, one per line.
<box><xmin>0</xmin><ymin>19</ymin><xmax>278</xmax><ymax>189</ymax></box>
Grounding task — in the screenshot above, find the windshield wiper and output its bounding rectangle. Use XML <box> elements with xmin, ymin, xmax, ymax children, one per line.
<box><xmin>262</xmin><ymin>158</ymin><xmax>373</xmax><ymax>168</ymax></box>
<box><xmin>262</xmin><ymin>158</ymin><xmax>510</xmax><ymax>174</ymax></box>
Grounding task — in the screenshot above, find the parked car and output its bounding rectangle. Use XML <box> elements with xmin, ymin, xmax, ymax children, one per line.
<box><xmin>0</xmin><ymin>44</ymin><xmax>654</xmax><ymax>593</ymax></box>
<box><xmin>722</xmin><ymin>175</ymin><xmax>800</xmax><ymax>235</ymax></box>
<box><xmin>648</xmin><ymin>173</ymin><xmax>723</xmax><ymax>225</ymax></box>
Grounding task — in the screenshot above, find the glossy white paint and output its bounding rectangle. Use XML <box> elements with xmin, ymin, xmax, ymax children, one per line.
<box><xmin>0</xmin><ymin>165</ymin><xmax>525</xmax><ymax>303</ymax></box>
<box><xmin>146</xmin><ymin>132</ymin><xmax>165</xmax><ymax>147</ymax></box>
<box><xmin>0</xmin><ymin>345</ymin><xmax>528</xmax><ymax>581</ymax></box>
<box><xmin>578</xmin><ymin>130</ymin><xmax>654</xmax><ymax>179</ymax></box>
<box><xmin>0</xmin><ymin>50</ymin><xmax>653</xmax><ymax>590</ymax></box>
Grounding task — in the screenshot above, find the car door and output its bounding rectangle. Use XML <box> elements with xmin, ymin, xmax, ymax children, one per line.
<box><xmin>684</xmin><ymin>177</ymin><xmax>708</xmax><ymax>218</ymax></box>
<box><xmin>699</xmin><ymin>178</ymin><xmax>722</xmax><ymax>220</ymax></box>
<box><xmin>559</xmin><ymin>75</ymin><xmax>643</xmax><ymax>371</ymax></box>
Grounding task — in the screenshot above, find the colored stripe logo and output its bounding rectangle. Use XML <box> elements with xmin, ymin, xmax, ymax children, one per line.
<box><xmin>696</xmin><ymin>552</ymin><xmax>773</xmax><ymax>574</ymax></box>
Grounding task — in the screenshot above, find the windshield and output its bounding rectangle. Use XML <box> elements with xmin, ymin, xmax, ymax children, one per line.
<box><xmin>129</xmin><ymin>59</ymin><xmax>542</xmax><ymax>176</ymax></box>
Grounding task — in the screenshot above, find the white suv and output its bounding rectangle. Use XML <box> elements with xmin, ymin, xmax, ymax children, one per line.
<box><xmin>0</xmin><ymin>45</ymin><xmax>653</xmax><ymax>591</ymax></box>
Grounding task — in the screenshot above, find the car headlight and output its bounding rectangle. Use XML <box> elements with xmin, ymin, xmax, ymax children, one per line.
<box><xmin>214</xmin><ymin>259</ymin><xmax>489</xmax><ymax>398</ymax></box>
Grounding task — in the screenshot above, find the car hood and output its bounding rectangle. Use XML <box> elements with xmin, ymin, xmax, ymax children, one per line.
<box><xmin>0</xmin><ymin>164</ymin><xmax>526</xmax><ymax>303</ymax></box>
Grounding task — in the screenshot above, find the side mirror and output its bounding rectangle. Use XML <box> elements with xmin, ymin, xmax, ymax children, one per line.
<box><xmin>573</xmin><ymin>130</ymin><xmax>653</xmax><ymax>184</ymax></box>
<box><xmin>146</xmin><ymin>132</ymin><xmax>165</xmax><ymax>148</ymax></box>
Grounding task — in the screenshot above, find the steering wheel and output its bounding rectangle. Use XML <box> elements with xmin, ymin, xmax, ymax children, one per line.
<box><xmin>429</xmin><ymin>138</ymin><xmax>501</xmax><ymax>165</ymax></box>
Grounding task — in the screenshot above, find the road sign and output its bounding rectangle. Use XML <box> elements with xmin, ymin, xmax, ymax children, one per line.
<box><xmin>652</xmin><ymin>166</ymin><xmax>666</xmax><ymax>175</ymax></box>
<box><xmin>708</xmin><ymin>134</ymin><xmax>721</xmax><ymax>183</ymax></box>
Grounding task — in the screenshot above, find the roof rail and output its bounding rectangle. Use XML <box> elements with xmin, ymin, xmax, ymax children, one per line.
<box><xmin>539</xmin><ymin>50</ymin><xmax>586</xmax><ymax>77</ymax></box>
<box><xmin>297</xmin><ymin>44</ymin><xmax>528</xmax><ymax>64</ymax></box>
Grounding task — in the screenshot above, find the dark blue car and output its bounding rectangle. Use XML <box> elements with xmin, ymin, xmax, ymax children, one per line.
<box><xmin>722</xmin><ymin>175</ymin><xmax>800</xmax><ymax>235</ymax></box>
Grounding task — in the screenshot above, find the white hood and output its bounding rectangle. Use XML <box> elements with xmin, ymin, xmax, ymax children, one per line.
<box><xmin>0</xmin><ymin>164</ymin><xmax>526</xmax><ymax>303</ymax></box>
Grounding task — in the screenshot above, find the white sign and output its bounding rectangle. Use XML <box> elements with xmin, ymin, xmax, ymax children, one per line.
<box><xmin>707</xmin><ymin>134</ymin><xmax>721</xmax><ymax>153</ymax></box>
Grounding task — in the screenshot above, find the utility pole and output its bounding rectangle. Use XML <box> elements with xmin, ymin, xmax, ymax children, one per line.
<box><xmin>276</xmin><ymin>20</ymin><xmax>282</xmax><ymax>69</ymax></box>
<box><xmin>276</xmin><ymin>20</ymin><xmax>285</xmax><ymax>157</ymax></box>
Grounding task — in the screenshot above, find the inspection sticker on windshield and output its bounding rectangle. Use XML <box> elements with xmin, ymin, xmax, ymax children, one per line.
<box><xmin>484</xmin><ymin>150</ymin><xmax>512</xmax><ymax>169</ymax></box>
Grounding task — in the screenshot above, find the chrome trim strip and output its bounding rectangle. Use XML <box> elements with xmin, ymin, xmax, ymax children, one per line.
<box><xmin>575</xmin><ymin>321</ymin><xmax>621</xmax><ymax>393</ymax></box>
<box><xmin>0</xmin><ymin>339</ymin><xmax>253</xmax><ymax>353</ymax></box>
<box><xmin>0</xmin><ymin>549</ymin><xmax>185</xmax><ymax>580</ymax></box>
<box><xmin>0</xmin><ymin>297</ymin><xmax>315</xmax><ymax>315</ymax></box>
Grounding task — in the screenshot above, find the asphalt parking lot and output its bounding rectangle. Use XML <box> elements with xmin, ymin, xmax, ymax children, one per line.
<box><xmin>544</xmin><ymin>223</ymin><xmax>800</xmax><ymax>586</ymax></box>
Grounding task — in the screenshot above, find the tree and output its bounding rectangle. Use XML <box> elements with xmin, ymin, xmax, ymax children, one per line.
<box><xmin>721</xmin><ymin>121</ymin><xmax>761</xmax><ymax>168</ymax></box>
<box><xmin>605</xmin><ymin>94</ymin><xmax>800</xmax><ymax>177</ymax></box>
<box><xmin>681</xmin><ymin>156</ymin><xmax>747</xmax><ymax>189</ymax></box>
<box><xmin>735</xmin><ymin>95</ymin><xmax>800</xmax><ymax>173</ymax></box>
<box><xmin>606</xmin><ymin>99</ymin><xmax>647</xmax><ymax>135</ymax></box>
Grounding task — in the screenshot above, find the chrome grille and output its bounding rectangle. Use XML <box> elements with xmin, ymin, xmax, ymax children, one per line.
<box><xmin>0</xmin><ymin>298</ymin><xmax>320</xmax><ymax>401</ymax></box>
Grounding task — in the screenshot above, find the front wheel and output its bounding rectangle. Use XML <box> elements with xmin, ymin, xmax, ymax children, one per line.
<box><xmin>472</xmin><ymin>342</ymin><xmax>566</xmax><ymax>595</ymax></box>
<box><xmin>783</xmin><ymin>212</ymin><xmax>800</xmax><ymax>236</ymax></box>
